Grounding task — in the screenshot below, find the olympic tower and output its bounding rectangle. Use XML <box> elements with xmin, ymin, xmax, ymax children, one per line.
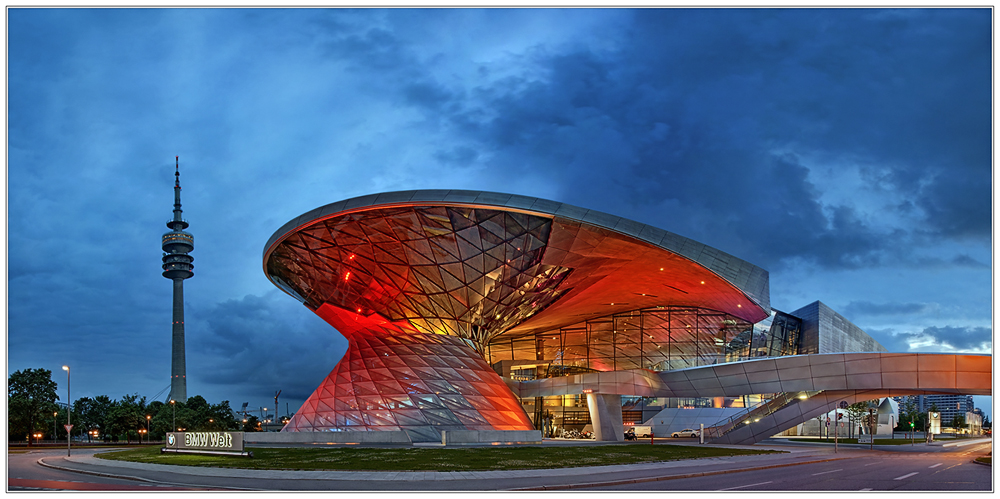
<box><xmin>161</xmin><ymin>156</ymin><xmax>194</xmax><ymax>403</ymax></box>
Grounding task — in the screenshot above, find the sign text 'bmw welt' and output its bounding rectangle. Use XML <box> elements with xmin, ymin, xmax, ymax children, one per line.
<box><xmin>166</xmin><ymin>431</ymin><xmax>245</xmax><ymax>452</ymax></box>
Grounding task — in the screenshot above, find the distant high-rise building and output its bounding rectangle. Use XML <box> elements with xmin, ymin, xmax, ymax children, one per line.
<box><xmin>161</xmin><ymin>157</ymin><xmax>194</xmax><ymax>403</ymax></box>
<box><xmin>893</xmin><ymin>394</ymin><xmax>974</xmax><ymax>425</ymax></box>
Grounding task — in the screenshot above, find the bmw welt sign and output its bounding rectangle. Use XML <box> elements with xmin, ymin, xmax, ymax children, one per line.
<box><xmin>165</xmin><ymin>432</ymin><xmax>246</xmax><ymax>453</ymax></box>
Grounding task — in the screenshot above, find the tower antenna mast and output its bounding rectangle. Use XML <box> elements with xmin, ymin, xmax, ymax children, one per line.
<box><xmin>162</xmin><ymin>156</ymin><xmax>194</xmax><ymax>403</ymax></box>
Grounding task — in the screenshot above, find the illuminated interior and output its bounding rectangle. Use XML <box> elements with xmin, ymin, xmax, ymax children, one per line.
<box><xmin>264</xmin><ymin>191</ymin><xmax>777</xmax><ymax>438</ymax></box>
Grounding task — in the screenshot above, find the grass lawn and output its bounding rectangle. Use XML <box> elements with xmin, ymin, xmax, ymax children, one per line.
<box><xmin>974</xmin><ymin>456</ymin><xmax>991</xmax><ymax>465</ymax></box>
<box><xmin>97</xmin><ymin>444</ymin><xmax>782</xmax><ymax>472</ymax></box>
<box><xmin>786</xmin><ymin>438</ymin><xmax>928</xmax><ymax>446</ymax></box>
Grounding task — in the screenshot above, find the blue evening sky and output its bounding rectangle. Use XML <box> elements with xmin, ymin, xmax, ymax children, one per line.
<box><xmin>7</xmin><ymin>8</ymin><xmax>993</xmax><ymax>419</ymax></box>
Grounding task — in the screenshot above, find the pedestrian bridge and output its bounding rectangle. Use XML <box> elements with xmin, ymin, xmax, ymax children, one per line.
<box><xmin>512</xmin><ymin>353</ymin><xmax>991</xmax><ymax>444</ymax></box>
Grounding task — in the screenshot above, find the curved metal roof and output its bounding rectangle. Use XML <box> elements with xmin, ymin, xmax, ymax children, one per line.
<box><xmin>265</xmin><ymin>189</ymin><xmax>770</xmax><ymax>313</ymax></box>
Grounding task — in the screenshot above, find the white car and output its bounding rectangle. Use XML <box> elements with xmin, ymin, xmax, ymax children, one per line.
<box><xmin>671</xmin><ymin>428</ymin><xmax>700</xmax><ymax>438</ymax></box>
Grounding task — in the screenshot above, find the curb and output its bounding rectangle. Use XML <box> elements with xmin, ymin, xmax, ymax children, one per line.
<box><xmin>509</xmin><ymin>457</ymin><xmax>849</xmax><ymax>491</ymax></box>
<box><xmin>36</xmin><ymin>457</ymin><xmax>258</xmax><ymax>491</ymax></box>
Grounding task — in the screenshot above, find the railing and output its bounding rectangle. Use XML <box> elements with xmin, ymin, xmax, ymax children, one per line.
<box><xmin>702</xmin><ymin>390</ymin><xmax>822</xmax><ymax>440</ymax></box>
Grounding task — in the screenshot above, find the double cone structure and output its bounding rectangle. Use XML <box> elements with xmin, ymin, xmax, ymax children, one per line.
<box><xmin>264</xmin><ymin>190</ymin><xmax>770</xmax><ymax>440</ymax></box>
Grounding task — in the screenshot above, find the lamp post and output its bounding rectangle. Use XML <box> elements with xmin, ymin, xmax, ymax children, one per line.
<box><xmin>146</xmin><ymin>415</ymin><xmax>151</xmax><ymax>444</ymax></box>
<box><xmin>53</xmin><ymin>412</ymin><xmax>58</xmax><ymax>443</ymax></box>
<box><xmin>170</xmin><ymin>400</ymin><xmax>176</xmax><ymax>432</ymax></box>
<box><xmin>61</xmin><ymin>365</ymin><xmax>70</xmax><ymax>456</ymax></box>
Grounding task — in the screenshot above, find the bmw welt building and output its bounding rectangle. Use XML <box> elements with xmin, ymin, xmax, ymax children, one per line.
<box><xmin>262</xmin><ymin>190</ymin><xmax>990</xmax><ymax>444</ymax></box>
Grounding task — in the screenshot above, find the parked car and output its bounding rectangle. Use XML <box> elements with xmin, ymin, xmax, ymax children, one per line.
<box><xmin>671</xmin><ymin>428</ymin><xmax>700</xmax><ymax>438</ymax></box>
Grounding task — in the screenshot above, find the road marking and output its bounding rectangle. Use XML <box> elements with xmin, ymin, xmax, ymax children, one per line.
<box><xmin>718</xmin><ymin>481</ymin><xmax>773</xmax><ymax>491</ymax></box>
<box><xmin>811</xmin><ymin>469</ymin><xmax>843</xmax><ymax>476</ymax></box>
<box><xmin>894</xmin><ymin>472</ymin><xmax>919</xmax><ymax>480</ymax></box>
<box><xmin>929</xmin><ymin>463</ymin><xmax>942</xmax><ymax>468</ymax></box>
<box><xmin>859</xmin><ymin>488</ymin><xmax>873</xmax><ymax>491</ymax></box>
<box><xmin>863</xmin><ymin>462</ymin><xmax>880</xmax><ymax>466</ymax></box>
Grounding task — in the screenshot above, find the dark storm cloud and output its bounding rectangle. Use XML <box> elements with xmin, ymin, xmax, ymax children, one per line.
<box><xmin>191</xmin><ymin>292</ymin><xmax>347</xmax><ymax>401</ymax></box>
<box><xmin>388</xmin><ymin>9</ymin><xmax>991</xmax><ymax>271</ymax></box>
<box><xmin>6</xmin><ymin>8</ymin><xmax>991</xmax><ymax>410</ymax></box>
<box><xmin>867</xmin><ymin>325</ymin><xmax>992</xmax><ymax>354</ymax></box>
<box><xmin>901</xmin><ymin>326</ymin><xmax>992</xmax><ymax>352</ymax></box>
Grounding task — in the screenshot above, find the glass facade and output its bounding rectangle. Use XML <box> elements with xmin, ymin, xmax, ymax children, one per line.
<box><xmin>486</xmin><ymin>307</ymin><xmax>802</xmax><ymax>432</ymax></box>
<box><xmin>264</xmin><ymin>197</ymin><xmax>779</xmax><ymax>437</ymax></box>
<box><xmin>487</xmin><ymin>308</ymin><xmax>800</xmax><ymax>374</ymax></box>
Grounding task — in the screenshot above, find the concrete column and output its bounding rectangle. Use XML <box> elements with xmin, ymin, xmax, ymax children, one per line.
<box><xmin>169</xmin><ymin>278</ymin><xmax>187</xmax><ymax>403</ymax></box>
<box><xmin>587</xmin><ymin>393</ymin><xmax>623</xmax><ymax>442</ymax></box>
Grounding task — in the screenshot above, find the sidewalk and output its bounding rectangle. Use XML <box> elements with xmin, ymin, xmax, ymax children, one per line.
<box><xmin>38</xmin><ymin>443</ymin><xmax>855</xmax><ymax>491</ymax></box>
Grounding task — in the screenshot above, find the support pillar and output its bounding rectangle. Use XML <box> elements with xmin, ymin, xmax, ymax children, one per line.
<box><xmin>586</xmin><ymin>393</ymin><xmax>624</xmax><ymax>442</ymax></box>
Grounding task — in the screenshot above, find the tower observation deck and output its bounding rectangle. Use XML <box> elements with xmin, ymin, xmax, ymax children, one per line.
<box><xmin>162</xmin><ymin>156</ymin><xmax>193</xmax><ymax>403</ymax></box>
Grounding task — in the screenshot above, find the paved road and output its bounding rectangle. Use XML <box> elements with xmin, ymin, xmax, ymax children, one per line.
<box><xmin>8</xmin><ymin>438</ymin><xmax>992</xmax><ymax>491</ymax></box>
<box><xmin>587</xmin><ymin>440</ymin><xmax>993</xmax><ymax>491</ymax></box>
<box><xmin>8</xmin><ymin>448</ymin><xmax>224</xmax><ymax>491</ymax></box>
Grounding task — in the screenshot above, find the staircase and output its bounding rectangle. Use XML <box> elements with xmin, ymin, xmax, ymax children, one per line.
<box><xmin>702</xmin><ymin>391</ymin><xmax>822</xmax><ymax>441</ymax></box>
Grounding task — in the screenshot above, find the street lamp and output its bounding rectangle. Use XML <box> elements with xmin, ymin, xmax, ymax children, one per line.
<box><xmin>61</xmin><ymin>365</ymin><xmax>70</xmax><ymax>456</ymax></box>
<box><xmin>146</xmin><ymin>415</ymin><xmax>151</xmax><ymax>443</ymax></box>
<box><xmin>54</xmin><ymin>412</ymin><xmax>58</xmax><ymax>443</ymax></box>
<box><xmin>170</xmin><ymin>400</ymin><xmax>176</xmax><ymax>432</ymax></box>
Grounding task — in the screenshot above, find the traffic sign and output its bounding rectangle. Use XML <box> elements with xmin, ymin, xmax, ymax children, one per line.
<box><xmin>839</xmin><ymin>401</ymin><xmax>849</xmax><ymax>409</ymax></box>
<box><xmin>64</xmin><ymin>424</ymin><xmax>73</xmax><ymax>433</ymax></box>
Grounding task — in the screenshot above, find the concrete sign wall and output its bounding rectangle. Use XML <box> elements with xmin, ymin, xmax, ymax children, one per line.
<box><xmin>166</xmin><ymin>432</ymin><xmax>245</xmax><ymax>452</ymax></box>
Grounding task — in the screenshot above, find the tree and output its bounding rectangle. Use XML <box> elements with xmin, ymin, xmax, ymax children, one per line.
<box><xmin>242</xmin><ymin>415</ymin><xmax>261</xmax><ymax>432</ymax></box>
<box><xmin>106</xmin><ymin>394</ymin><xmax>146</xmax><ymax>443</ymax></box>
<box><xmin>847</xmin><ymin>401</ymin><xmax>870</xmax><ymax>438</ymax></box>
<box><xmin>73</xmin><ymin>395</ymin><xmax>114</xmax><ymax>441</ymax></box>
<box><xmin>8</xmin><ymin>368</ymin><xmax>58</xmax><ymax>445</ymax></box>
<box><xmin>951</xmin><ymin>413</ymin><xmax>966</xmax><ymax>430</ymax></box>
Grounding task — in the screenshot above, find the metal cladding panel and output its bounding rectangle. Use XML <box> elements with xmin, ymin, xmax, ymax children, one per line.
<box><xmin>809</xmin><ymin>360</ymin><xmax>847</xmax><ymax>377</ymax></box>
<box><xmin>375</xmin><ymin>191</ymin><xmax>418</xmax><ymax>204</ymax></box>
<box><xmin>918</xmin><ymin>371</ymin><xmax>957</xmax><ymax>390</ymax></box>
<box><xmin>846</xmin><ymin>373</ymin><xmax>882</xmax><ymax>389</ymax></box>
<box><xmin>263</xmin><ymin>189</ymin><xmax>773</xmax><ymax>320</ymax></box>
<box><xmin>959</xmin><ymin>355</ymin><xmax>991</xmax><ymax>372</ymax></box>
<box><xmin>881</xmin><ymin>353</ymin><xmax>919</xmax><ymax>372</ymax></box>
<box><xmin>552</xmin><ymin>203</ymin><xmax>589</xmax><ymax>220</ymax></box>
<box><xmin>407</xmin><ymin>190</ymin><xmax>454</xmax><ymax>202</ymax></box>
<box><xmin>956</xmin><ymin>371</ymin><xmax>991</xmax><ymax>391</ymax></box>
<box><xmin>528</xmin><ymin>198</ymin><xmax>563</xmax><ymax>214</ymax></box>
<box><xmin>613</xmin><ymin>218</ymin><xmax>646</xmax><ymax>238</ymax></box>
<box><xmin>741</xmin><ymin>358</ymin><xmax>778</xmax><ymax>373</ymax></box>
<box><xmin>789</xmin><ymin>301</ymin><xmax>887</xmax><ymax>355</ymax></box>
<box><xmin>344</xmin><ymin>193</ymin><xmax>381</xmax><ymax>210</ymax></box>
<box><xmin>472</xmin><ymin>192</ymin><xmax>512</xmax><ymax>205</ymax></box>
<box><xmin>718</xmin><ymin>374</ymin><xmax>749</xmax><ymax>388</ymax></box>
<box><xmin>844</xmin><ymin>357</ymin><xmax>881</xmax><ymax>374</ymax></box>
<box><xmin>318</xmin><ymin>200</ymin><xmax>349</xmax><ymax>217</ymax></box>
<box><xmin>812</xmin><ymin>375</ymin><xmax>848</xmax><ymax>390</ymax></box>
<box><xmin>882</xmin><ymin>371</ymin><xmax>918</xmax><ymax>388</ymax></box>
<box><xmin>918</xmin><ymin>355</ymin><xmax>956</xmax><ymax>372</ymax></box>
<box><xmin>777</xmin><ymin>366</ymin><xmax>812</xmax><ymax>380</ymax></box>
<box><xmin>442</xmin><ymin>190</ymin><xmax>481</xmax><ymax>203</ymax></box>
<box><xmin>746</xmin><ymin>370</ymin><xmax>780</xmax><ymax>384</ymax></box>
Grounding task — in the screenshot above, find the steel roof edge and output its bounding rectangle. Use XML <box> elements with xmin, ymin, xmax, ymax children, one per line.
<box><xmin>262</xmin><ymin>189</ymin><xmax>771</xmax><ymax>315</ymax></box>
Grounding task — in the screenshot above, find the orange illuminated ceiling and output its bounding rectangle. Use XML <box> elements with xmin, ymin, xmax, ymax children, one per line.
<box><xmin>264</xmin><ymin>191</ymin><xmax>770</xmax><ymax>350</ymax></box>
<box><xmin>499</xmin><ymin>217</ymin><xmax>767</xmax><ymax>340</ymax></box>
